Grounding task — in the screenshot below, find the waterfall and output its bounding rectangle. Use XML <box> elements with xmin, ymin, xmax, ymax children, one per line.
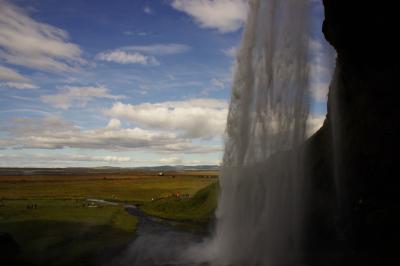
<box><xmin>209</xmin><ymin>0</ymin><xmax>312</xmax><ymax>265</ymax></box>
<box><xmin>119</xmin><ymin>1</ymin><xmax>314</xmax><ymax>265</ymax></box>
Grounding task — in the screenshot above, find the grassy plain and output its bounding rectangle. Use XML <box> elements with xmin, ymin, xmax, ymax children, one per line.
<box><xmin>0</xmin><ymin>169</ymin><xmax>217</xmax><ymax>202</ymax></box>
<box><xmin>0</xmin><ymin>168</ymin><xmax>218</xmax><ymax>265</ymax></box>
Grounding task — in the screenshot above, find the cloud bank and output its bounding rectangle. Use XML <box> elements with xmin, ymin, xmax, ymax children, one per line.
<box><xmin>0</xmin><ymin>115</ymin><xmax>223</xmax><ymax>154</ymax></box>
<box><xmin>105</xmin><ymin>98</ymin><xmax>228</xmax><ymax>139</ymax></box>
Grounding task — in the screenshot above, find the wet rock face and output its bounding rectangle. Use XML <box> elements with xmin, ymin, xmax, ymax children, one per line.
<box><xmin>307</xmin><ymin>1</ymin><xmax>400</xmax><ymax>264</ymax></box>
<box><xmin>322</xmin><ymin>0</ymin><xmax>400</xmax><ymax>209</ymax></box>
<box><xmin>322</xmin><ymin>0</ymin><xmax>399</xmax><ymax>65</ymax></box>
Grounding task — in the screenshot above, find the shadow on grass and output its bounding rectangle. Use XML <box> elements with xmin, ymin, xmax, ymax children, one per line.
<box><xmin>0</xmin><ymin>220</ymin><xmax>135</xmax><ymax>266</ymax></box>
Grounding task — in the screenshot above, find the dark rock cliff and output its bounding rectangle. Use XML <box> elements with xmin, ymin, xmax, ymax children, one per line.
<box><xmin>305</xmin><ymin>1</ymin><xmax>400</xmax><ymax>265</ymax></box>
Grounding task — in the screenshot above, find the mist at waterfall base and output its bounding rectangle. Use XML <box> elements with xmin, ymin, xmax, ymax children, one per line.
<box><xmin>114</xmin><ymin>0</ymin><xmax>331</xmax><ymax>265</ymax></box>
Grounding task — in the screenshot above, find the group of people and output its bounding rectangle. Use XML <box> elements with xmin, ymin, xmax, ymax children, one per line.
<box><xmin>26</xmin><ymin>204</ymin><xmax>38</xmax><ymax>209</ymax></box>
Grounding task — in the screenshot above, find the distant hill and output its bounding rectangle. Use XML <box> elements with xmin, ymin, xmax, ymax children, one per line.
<box><xmin>132</xmin><ymin>165</ymin><xmax>219</xmax><ymax>172</ymax></box>
<box><xmin>0</xmin><ymin>165</ymin><xmax>219</xmax><ymax>176</ymax></box>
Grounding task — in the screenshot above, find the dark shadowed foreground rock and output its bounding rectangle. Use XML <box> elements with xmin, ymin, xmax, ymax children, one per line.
<box><xmin>305</xmin><ymin>1</ymin><xmax>400</xmax><ymax>265</ymax></box>
<box><xmin>0</xmin><ymin>232</ymin><xmax>21</xmax><ymax>265</ymax></box>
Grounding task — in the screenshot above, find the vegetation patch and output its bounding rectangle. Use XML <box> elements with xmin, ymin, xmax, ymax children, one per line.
<box><xmin>141</xmin><ymin>181</ymin><xmax>219</xmax><ymax>223</ymax></box>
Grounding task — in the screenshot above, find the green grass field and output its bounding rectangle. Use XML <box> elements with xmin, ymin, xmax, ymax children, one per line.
<box><xmin>0</xmin><ymin>175</ymin><xmax>215</xmax><ymax>203</ymax></box>
<box><xmin>0</xmin><ymin>169</ymin><xmax>218</xmax><ymax>265</ymax></box>
<box><xmin>0</xmin><ymin>199</ymin><xmax>137</xmax><ymax>265</ymax></box>
<box><xmin>141</xmin><ymin>182</ymin><xmax>219</xmax><ymax>223</ymax></box>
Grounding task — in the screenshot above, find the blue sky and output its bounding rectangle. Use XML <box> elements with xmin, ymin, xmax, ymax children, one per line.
<box><xmin>0</xmin><ymin>0</ymin><xmax>334</xmax><ymax>167</ymax></box>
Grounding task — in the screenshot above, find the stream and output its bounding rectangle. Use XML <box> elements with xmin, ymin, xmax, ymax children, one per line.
<box><xmin>87</xmin><ymin>199</ymin><xmax>210</xmax><ymax>266</ymax></box>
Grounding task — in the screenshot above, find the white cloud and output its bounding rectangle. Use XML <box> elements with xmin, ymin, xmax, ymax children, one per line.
<box><xmin>94</xmin><ymin>155</ymin><xmax>131</xmax><ymax>162</ymax></box>
<box><xmin>309</xmin><ymin>38</ymin><xmax>323</xmax><ymax>51</ymax></box>
<box><xmin>201</xmin><ymin>76</ymin><xmax>231</xmax><ymax>95</ymax></box>
<box><xmin>1</xmin><ymin>82</ymin><xmax>38</xmax><ymax>89</ymax></box>
<box><xmin>0</xmin><ymin>65</ymin><xmax>29</xmax><ymax>82</ymax></box>
<box><xmin>171</xmin><ymin>0</ymin><xmax>248</xmax><ymax>33</ymax></box>
<box><xmin>106</xmin><ymin>118</ymin><xmax>121</xmax><ymax>129</ymax></box>
<box><xmin>41</xmin><ymin>85</ymin><xmax>125</xmax><ymax>109</ymax></box>
<box><xmin>123</xmin><ymin>30</ymin><xmax>153</xmax><ymax>37</ymax></box>
<box><xmin>222</xmin><ymin>46</ymin><xmax>238</xmax><ymax>57</ymax></box>
<box><xmin>105</xmin><ymin>98</ymin><xmax>228</xmax><ymax>139</ymax></box>
<box><xmin>310</xmin><ymin>81</ymin><xmax>329</xmax><ymax>102</ymax></box>
<box><xmin>1</xmin><ymin>116</ymin><xmax>76</xmax><ymax>135</ymax></box>
<box><xmin>143</xmin><ymin>6</ymin><xmax>153</xmax><ymax>14</ymax></box>
<box><xmin>307</xmin><ymin>115</ymin><xmax>325</xmax><ymax>136</ymax></box>
<box><xmin>123</xmin><ymin>44</ymin><xmax>190</xmax><ymax>55</ymax></box>
<box><xmin>0</xmin><ymin>116</ymin><xmax>223</xmax><ymax>153</ymax></box>
<box><xmin>159</xmin><ymin>157</ymin><xmax>183</xmax><ymax>164</ymax></box>
<box><xmin>96</xmin><ymin>44</ymin><xmax>189</xmax><ymax>66</ymax></box>
<box><xmin>0</xmin><ymin>153</ymin><xmax>132</xmax><ymax>164</ymax></box>
<box><xmin>309</xmin><ymin>38</ymin><xmax>336</xmax><ymax>102</ymax></box>
<box><xmin>53</xmin><ymin>154</ymin><xmax>132</xmax><ymax>163</ymax></box>
<box><xmin>0</xmin><ymin>0</ymin><xmax>85</xmax><ymax>72</ymax></box>
<box><xmin>0</xmin><ymin>153</ymin><xmax>216</xmax><ymax>167</ymax></box>
<box><xmin>158</xmin><ymin>157</ymin><xmax>203</xmax><ymax>165</ymax></box>
<box><xmin>96</xmin><ymin>50</ymin><xmax>159</xmax><ymax>66</ymax></box>
<box><xmin>167</xmin><ymin>74</ymin><xmax>176</xmax><ymax>80</ymax></box>
<box><xmin>0</xmin><ymin>65</ymin><xmax>38</xmax><ymax>89</ymax></box>
<box><xmin>211</xmin><ymin>78</ymin><xmax>225</xmax><ymax>89</ymax></box>
<box><xmin>310</xmin><ymin>60</ymin><xmax>331</xmax><ymax>81</ymax></box>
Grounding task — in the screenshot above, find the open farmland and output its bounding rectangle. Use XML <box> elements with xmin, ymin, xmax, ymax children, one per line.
<box><xmin>0</xmin><ymin>168</ymin><xmax>218</xmax><ymax>202</ymax></box>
